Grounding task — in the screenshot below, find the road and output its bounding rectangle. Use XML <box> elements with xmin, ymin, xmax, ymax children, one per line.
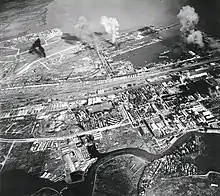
<box><xmin>0</xmin><ymin>56</ymin><xmax>219</xmax><ymax>143</ymax></box>
<box><xmin>0</xmin><ymin>142</ymin><xmax>14</xmax><ymax>172</ymax></box>
<box><xmin>0</xmin><ymin>122</ymin><xmax>130</xmax><ymax>143</ymax></box>
<box><xmin>0</xmin><ymin>56</ymin><xmax>215</xmax><ymax>114</ymax></box>
<box><xmin>1</xmin><ymin>56</ymin><xmax>220</xmax><ymax>105</ymax></box>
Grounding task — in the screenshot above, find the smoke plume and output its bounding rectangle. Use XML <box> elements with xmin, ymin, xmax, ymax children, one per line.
<box><xmin>100</xmin><ymin>16</ymin><xmax>120</xmax><ymax>44</ymax></box>
<box><xmin>187</xmin><ymin>30</ymin><xmax>204</xmax><ymax>48</ymax></box>
<box><xmin>74</xmin><ymin>16</ymin><xmax>93</xmax><ymax>44</ymax></box>
<box><xmin>177</xmin><ymin>5</ymin><xmax>204</xmax><ymax>47</ymax></box>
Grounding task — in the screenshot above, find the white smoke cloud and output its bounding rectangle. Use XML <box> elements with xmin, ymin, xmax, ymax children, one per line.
<box><xmin>74</xmin><ymin>16</ymin><xmax>87</xmax><ymax>30</ymax></box>
<box><xmin>177</xmin><ymin>6</ymin><xmax>199</xmax><ymax>33</ymax></box>
<box><xmin>74</xmin><ymin>16</ymin><xmax>93</xmax><ymax>44</ymax></box>
<box><xmin>74</xmin><ymin>16</ymin><xmax>88</xmax><ymax>39</ymax></box>
<box><xmin>100</xmin><ymin>16</ymin><xmax>120</xmax><ymax>44</ymax></box>
<box><xmin>187</xmin><ymin>30</ymin><xmax>204</xmax><ymax>48</ymax></box>
<box><xmin>177</xmin><ymin>5</ymin><xmax>204</xmax><ymax>47</ymax></box>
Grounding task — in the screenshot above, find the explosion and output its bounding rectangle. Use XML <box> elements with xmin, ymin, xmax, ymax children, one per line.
<box><xmin>187</xmin><ymin>30</ymin><xmax>204</xmax><ymax>48</ymax></box>
<box><xmin>74</xmin><ymin>16</ymin><xmax>93</xmax><ymax>44</ymax></box>
<box><xmin>100</xmin><ymin>16</ymin><xmax>120</xmax><ymax>44</ymax></box>
<box><xmin>177</xmin><ymin>5</ymin><xmax>204</xmax><ymax>47</ymax></box>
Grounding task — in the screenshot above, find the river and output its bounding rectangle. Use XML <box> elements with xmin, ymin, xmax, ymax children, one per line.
<box><xmin>1</xmin><ymin>132</ymin><xmax>220</xmax><ymax>196</ymax></box>
<box><xmin>195</xmin><ymin>133</ymin><xmax>220</xmax><ymax>174</ymax></box>
<box><xmin>1</xmin><ymin>0</ymin><xmax>220</xmax><ymax>195</ymax></box>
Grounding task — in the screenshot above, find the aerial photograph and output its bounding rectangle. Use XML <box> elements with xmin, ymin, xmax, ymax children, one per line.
<box><xmin>0</xmin><ymin>0</ymin><xmax>220</xmax><ymax>195</ymax></box>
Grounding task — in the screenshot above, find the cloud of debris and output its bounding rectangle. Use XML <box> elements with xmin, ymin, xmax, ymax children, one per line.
<box><xmin>187</xmin><ymin>30</ymin><xmax>204</xmax><ymax>48</ymax></box>
<box><xmin>177</xmin><ymin>5</ymin><xmax>204</xmax><ymax>47</ymax></box>
<box><xmin>177</xmin><ymin>5</ymin><xmax>199</xmax><ymax>33</ymax></box>
<box><xmin>74</xmin><ymin>16</ymin><xmax>93</xmax><ymax>44</ymax></box>
<box><xmin>100</xmin><ymin>16</ymin><xmax>120</xmax><ymax>44</ymax></box>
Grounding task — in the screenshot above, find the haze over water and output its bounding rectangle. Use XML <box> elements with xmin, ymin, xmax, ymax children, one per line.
<box><xmin>1</xmin><ymin>0</ymin><xmax>220</xmax><ymax>40</ymax></box>
<box><xmin>46</xmin><ymin>0</ymin><xmax>183</xmax><ymax>32</ymax></box>
<box><xmin>0</xmin><ymin>0</ymin><xmax>184</xmax><ymax>40</ymax></box>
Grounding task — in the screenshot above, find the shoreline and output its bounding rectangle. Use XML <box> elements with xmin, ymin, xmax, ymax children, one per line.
<box><xmin>81</xmin><ymin>131</ymin><xmax>220</xmax><ymax>195</ymax></box>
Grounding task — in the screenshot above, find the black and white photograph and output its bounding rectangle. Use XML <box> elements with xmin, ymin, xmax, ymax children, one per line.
<box><xmin>0</xmin><ymin>0</ymin><xmax>220</xmax><ymax>195</ymax></box>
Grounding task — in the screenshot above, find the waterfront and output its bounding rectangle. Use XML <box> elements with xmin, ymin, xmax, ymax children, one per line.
<box><xmin>1</xmin><ymin>0</ymin><xmax>220</xmax><ymax>38</ymax></box>
<box><xmin>2</xmin><ymin>132</ymin><xmax>220</xmax><ymax>196</ymax></box>
<box><xmin>114</xmin><ymin>25</ymin><xmax>181</xmax><ymax>68</ymax></box>
<box><xmin>1</xmin><ymin>0</ymin><xmax>220</xmax><ymax>40</ymax></box>
<box><xmin>1</xmin><ymin>0</ymin><xmax>220</xmax><ymax>195</ymax></box>
<box><xmin>0</xmin><ymin>0</ymin><xmax>183</xmax><ymax>40</ymax></box>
